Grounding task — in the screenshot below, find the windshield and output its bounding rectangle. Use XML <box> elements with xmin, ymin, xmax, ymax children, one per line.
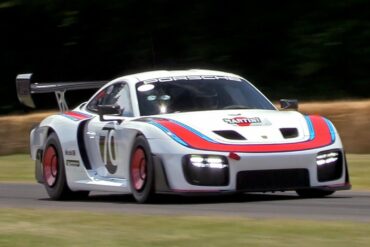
<box><xmin>136</xmin><ymin>77</ymin><xmax>275</xmax><ymax>116</ymax></box>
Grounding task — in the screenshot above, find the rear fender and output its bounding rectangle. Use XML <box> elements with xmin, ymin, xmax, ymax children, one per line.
<box><xmin>34</xmin><ymin>114</ymin><xmax>95</xmax><ymax>189</ymax></box>
<box><xmin>37</xmin><ymin>114</ymin><xmax>83</xmax><ymax>154</ymax></box>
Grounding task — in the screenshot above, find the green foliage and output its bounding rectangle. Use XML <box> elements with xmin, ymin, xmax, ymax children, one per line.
<box><xmin>0</xmin><ymin>0</ymin><xmax>369</xmax><ymax>113</ymax></box>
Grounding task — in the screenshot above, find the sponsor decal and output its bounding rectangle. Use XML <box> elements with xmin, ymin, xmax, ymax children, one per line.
<box><xmin>65</xmin><ymin>149</ymin><xmax>76</xmax><ymax>156</ymax></box>
<box><xmin>143</xmin><ymin>75</ymin><xmax>241</xmax><ymax>84</ymax></box>
<box><xmin>223</xmin><ymin>117</ymin><xmax>262</xmax><ymax>126</ymax></box>
<box><xmin>66</xmin><ymin>160</ymin><xmax>80</xmax><ymax>167</ymax></box>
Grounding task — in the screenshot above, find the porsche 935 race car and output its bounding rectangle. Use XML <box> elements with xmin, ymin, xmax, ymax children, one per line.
<box><xmin>16</xmin><ymin>70</ymin><xmax>351</xmax><ymax>203</ymax></box>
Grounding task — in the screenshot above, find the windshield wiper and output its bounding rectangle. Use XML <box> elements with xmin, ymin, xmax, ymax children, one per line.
<box><xmin>222</xmin><ymin>105</ymin><xmax>251</xmax><ymax>110</ymax></box>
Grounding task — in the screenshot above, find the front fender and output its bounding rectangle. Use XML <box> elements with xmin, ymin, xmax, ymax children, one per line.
<box><xmin>123</xmin><ymin>120</ymin><xmax>171</xmax><ymax>140</ymax></box>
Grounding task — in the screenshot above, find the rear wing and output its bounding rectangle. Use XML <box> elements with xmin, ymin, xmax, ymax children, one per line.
<box><xmin>16</xmin><ymin>73</ymin><xmax>109</xmax><ymax>112</ymax></box>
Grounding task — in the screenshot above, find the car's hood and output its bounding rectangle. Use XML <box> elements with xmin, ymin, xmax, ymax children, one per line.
<box><xmin>156</xmin><ymin>109</ymin><xmax>311</xmax><ymax>144</ymax></box>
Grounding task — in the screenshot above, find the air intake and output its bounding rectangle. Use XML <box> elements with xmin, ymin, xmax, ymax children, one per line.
<box><xmin>213</xmin><ymin>130</ymin><xmax>246</xmax><ymax>140</ymax></box>
<box><xmin>280</xmin><ymin>128</ymin><xmax>298</xmax><ymax>139</ymax></box>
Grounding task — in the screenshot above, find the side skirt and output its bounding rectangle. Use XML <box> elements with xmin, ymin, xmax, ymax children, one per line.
<box><xmin>72</xmin><ymin>171</ymin><xmax>130</xmax><ymax>192</ymax></box>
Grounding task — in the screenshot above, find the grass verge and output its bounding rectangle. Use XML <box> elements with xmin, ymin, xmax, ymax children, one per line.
<box><xmin>0</xmin><ymin>208</ymin><xmax>369</xmax><ymax>247</ymax></box>
<box><xmin>0</xmin><ymin>154</ymin><xmax>34</xmax><ymax>182</ymax></box>
<box><xmin>0</xmin><ymin>154</ymin><xmax>369</xmax><ymax>190</ymax></box>
<box><xmin>347</xmin><ymin>154</ymin><xmax>370</xmax><ymax>190</ymax></box>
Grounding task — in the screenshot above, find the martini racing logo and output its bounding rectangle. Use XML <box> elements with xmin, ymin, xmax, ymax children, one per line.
<box><xmin>223</xmin><ymin>117</ymin><xmax>262</xmax><ymax>127</ymax></box>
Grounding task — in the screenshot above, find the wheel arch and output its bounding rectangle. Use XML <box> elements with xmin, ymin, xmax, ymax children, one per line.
<box><xmin>32</xmin><ymin>126</ymin><xmax>56</xmax><ymax>183</ymax></box>
<box><xmin>126</xmin><ymin>128</ymin><xmax>171</xmax><ymax>194</ymax></box>
<box><xmin>32</xmin><ymin>114</ymin><xmax>90</xmax><ymax>188</ymax></box>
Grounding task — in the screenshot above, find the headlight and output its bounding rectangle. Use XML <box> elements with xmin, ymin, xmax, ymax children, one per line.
<box><xmin>316</xmin><ymin>150</ymin><xmax>343</xmax><ymax>182</ymax></box>
<box><xmin>183</xmin><ymin>155</ymin><xmax>229</xmax><ymax>186</ymax></box>
<box><xmin>189</xmin><ymin>155</ymin><xmax>228</xmax><ymax>169</ymax></box>
<box><xmin>316</xmin><ymin>152</ymin><xmax>339</xmax><ymax>166</ymax></box>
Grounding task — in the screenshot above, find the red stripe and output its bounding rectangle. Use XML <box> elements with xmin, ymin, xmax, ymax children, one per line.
<box><xmin>64</xmin><ymin>111</ymin><xmax>90</xmax><ymax>120</ymax></box>
<box><xmin>156</xmin><ymin>115</ymin><xmax>332</xmax><ymax>152</ymax></box>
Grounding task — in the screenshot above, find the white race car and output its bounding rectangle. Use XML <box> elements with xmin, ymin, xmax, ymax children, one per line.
<box><xmin>16</xmin><ymin>70</ymin><xmax>351</xmax><ymax>203</ymax></box>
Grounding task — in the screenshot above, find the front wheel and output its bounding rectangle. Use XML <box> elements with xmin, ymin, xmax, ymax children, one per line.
<box><xmin>42</xmin><ymin>132</ymin><xmax>89</xmax><ymax>200</ymax></box>
<box><xmin>129</xmin><ymin>135</ymin><xmax>155</xmax><ymax>203</ymax></box>
<box><xmin>296</xmin><ymin>189</ymin><xmax>335</xmax><ymax>198</ymax></box>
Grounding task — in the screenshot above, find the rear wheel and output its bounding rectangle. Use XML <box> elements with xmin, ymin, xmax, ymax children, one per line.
<box><xmin>129</xmin><ymin>135</ymin><xmax>155</xmax><ymax>203</ymax></box>
<box><xmin>296</xmin><ymin>189</ymin><xmax>335</xmax><ymax>198</ymax></box>
<box><xmin>42</xmin><ymin>132</ymin><xmax>89</xmax><ymax>200</ymax></box>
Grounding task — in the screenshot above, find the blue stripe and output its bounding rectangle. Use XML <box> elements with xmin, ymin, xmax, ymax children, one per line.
<box><xmin>148</xmin><ymin>121</ymin><xmax>189</xmax><ymax>147</ymax></box>
<box><xmin>304</xmin><ymin>116</ymin><xmax>315</xmax><ymax>140</ymax></box>
<box><xmin>169</xmin><ymin>119</ymin><xmax>218</xmax><ymax>143</ymax></box>
<box><xmin>61</xmin><ymin>114</ymin><xmax>79</xmax><ymax>121</ymax></box>
<box><xmin>324</xmin><ymin>118</ymin><xmax>336</xmax><ymax>142</ymax></box>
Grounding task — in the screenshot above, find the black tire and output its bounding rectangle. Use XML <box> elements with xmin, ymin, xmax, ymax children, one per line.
<box><xmin>296</xmin><ymin>189</ymin><xmax>335</xmax><ymax>198</ymax></box>
<box><xmin>42</xmin><ymin>132</ymin><xmax>89</xmax><ymax>200</ymax></box>
<box><xmin>129</xmin><ymin>135</ymin><xmax>155</xmax><ymax>203</ymax></box>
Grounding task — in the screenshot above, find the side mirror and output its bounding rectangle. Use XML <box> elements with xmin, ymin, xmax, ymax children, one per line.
<box><xmin>97</xmin><ymin>104</ymin><xmax>123</xmax><ymax>121</ymax></box>
<box><xmin>280</xmin><ymin>99</ymin><xmax>298</xmax><ymax>110</ymax></box>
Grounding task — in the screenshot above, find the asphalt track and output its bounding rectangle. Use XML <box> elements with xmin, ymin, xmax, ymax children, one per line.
<box><xmin>1</xmin><ymin>183</ymin><xmax>369</xmax><ymax>222</ymax></box>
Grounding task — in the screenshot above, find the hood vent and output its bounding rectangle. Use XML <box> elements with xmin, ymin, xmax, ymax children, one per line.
<box><xmin>213</xmin><ymin>130</ymin><xmax>246</xmax><ymax>140</ymax></box>
<box><xmin>280</xmin><ymin>128</ymin><xmax>298</xmax><ymax>139</ymax></box>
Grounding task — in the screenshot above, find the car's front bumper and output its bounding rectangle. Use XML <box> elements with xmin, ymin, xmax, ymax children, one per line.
<box><xmin>149</xmin><ymin>139</ymin><xmax>351</xmax><ymax>194</ymax></box>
